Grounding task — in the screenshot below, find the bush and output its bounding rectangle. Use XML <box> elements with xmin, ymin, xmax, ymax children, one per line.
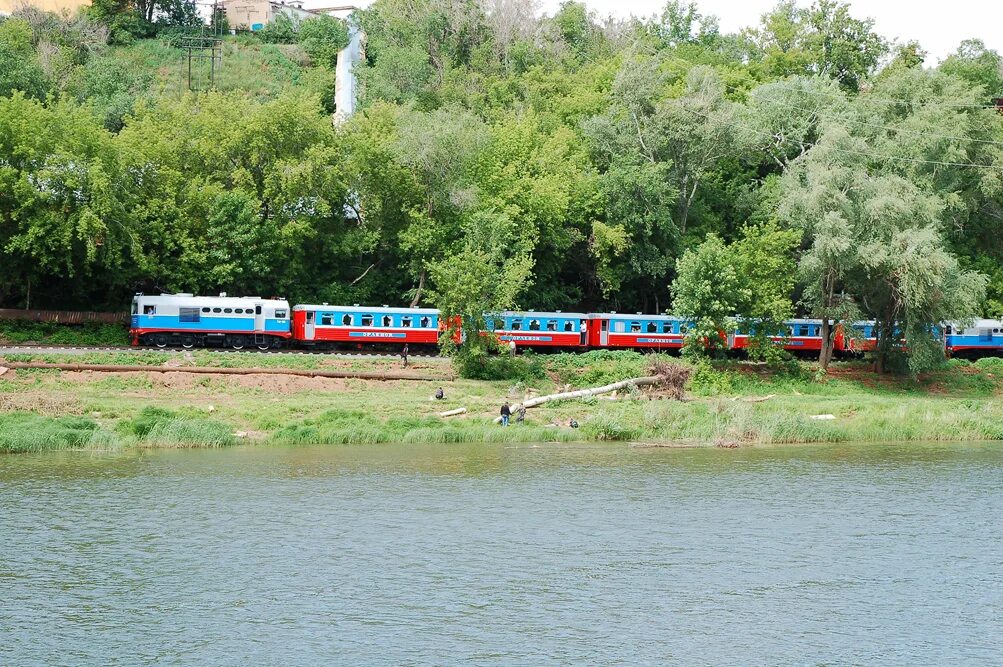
<box><xmin>0</xmin><ymin>320</ymin><xmax>128</xmax><ymax>346</ymax></box>
<box><xmin>453</xmin><ymin>347</ymin><xmax>545</xmax><ymax>381</ymax></box>
<box><xmin>298</xmin><ymin>15</ymin><xmax>348</xmax><ymax>69</ymax></box>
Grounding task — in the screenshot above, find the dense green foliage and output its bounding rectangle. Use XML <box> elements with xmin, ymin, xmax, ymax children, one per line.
<box><xmin>0</xmin><ymin>0</ymin><xmax>1002</xmax><ymax>373</ymax></box>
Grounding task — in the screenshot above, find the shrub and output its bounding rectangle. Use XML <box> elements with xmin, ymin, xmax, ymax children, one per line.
<box><xmin>582</xmin><ymin>414</ymin><xmax>640</xmax><ymax>441</ymax></box>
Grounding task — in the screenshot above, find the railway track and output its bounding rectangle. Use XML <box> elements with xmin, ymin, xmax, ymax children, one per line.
<box><xmin>0</xmin><ymin>344</ymin><xmax>446</xmax><ymax>361</ymax></box>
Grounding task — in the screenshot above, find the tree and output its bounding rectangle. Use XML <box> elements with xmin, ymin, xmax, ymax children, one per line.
<box><xmin>0</xmin><ymin>94</ymin><xmax>137</xmax><ymax>309</ymax></box>
<box><xmin>394</xmin><ymin>106</ymin><xmax>489</xmax><ymax>305</ymax></box>
<box><xmin>777</xmin><ymin>126</ymin><xmax>987</xmax><ymax>372</ymax></box>
<box><xmin>670</xmin><ymin>224</ymin><xmax>797</xmax><ymax>361</ymax></box>
<box><xmin>0</xmin><ymin>19</ymin><xmax>48</xmax><ymax>100</ymax></box>
<box><xmin>939</xmin><ymin>39</ymin><xmax>1003</xmax><ymax>100</ymax></box>
<box><xmin>749</xmin><ymin>0</ymin><xmax>887</xmax><ymax>92</ymax></box>
<box><xmin>299</xmin><ymin>15</ymin><xmax>350</xmax><ymax>69</ymax></box>
<box><xmin>671</xmin><ymin>233</ymin><xmax>741</xmax><ymax>358</ymax></box>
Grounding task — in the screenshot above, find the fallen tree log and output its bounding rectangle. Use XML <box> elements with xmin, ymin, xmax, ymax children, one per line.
<box><xmin>493</xmin><ymin>375</ymin><xmax>661</xmax><ymax>423</ymax></box>
<box><xmin>438</xmin><ymin>407</ymin><xmax>467</xmax><ymax>417</ymax></box>
<box><xmin>1</xmin><ymin>362</ymin><xmax>445</xmax><ymax>381</ymax></box>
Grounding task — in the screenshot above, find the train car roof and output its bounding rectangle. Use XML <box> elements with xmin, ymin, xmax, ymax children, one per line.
<box><xmin>589</xmin><ymin>313</ymin><xmax>685</xmax><ymax>321</ymax></box>
<box><xmin>135</xmin><ymin>293</ymin><xmax>288</xmax><ymax>305</ymax></box>
<box><xmin>293</xmin><ymin>304</ymin><xmax>441</xmax><ymax>315</ymax></box>
<box><xmin>494</xmin><ymin>310</ymin><xmax>590</xmax><ymax>319</ymax></box>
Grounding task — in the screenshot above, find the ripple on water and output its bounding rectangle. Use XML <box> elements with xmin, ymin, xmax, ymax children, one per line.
<box><xmin>0</xmin><ymin>441</ymin><xmax>1001</xmax><ymax>665</ymax></box>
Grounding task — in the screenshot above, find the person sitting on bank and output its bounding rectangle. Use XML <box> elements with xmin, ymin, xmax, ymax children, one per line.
<box><xmin>500</xmin><ymin>402</ymin><xmax>511</xmax><ymax>426</ymax></box>
<box><xmin>434</xmin><ymin>387</ymin><xmax>444</xmax><ymax>400</ymax></box>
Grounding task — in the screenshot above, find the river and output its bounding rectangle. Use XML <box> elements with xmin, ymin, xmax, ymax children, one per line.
<box><xmin>1</xmin><ymin>441</ymin><xmax>1001</xmax><ymax>665</ymax></box>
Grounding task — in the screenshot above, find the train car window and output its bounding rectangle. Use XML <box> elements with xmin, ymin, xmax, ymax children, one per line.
<box><xmin>994</xmin><ymin>328</ymin><xmax>1000</xmax><ymax>334</ymax></box>
<box><xmin>614</xmin><ymin>321</ymin><xmax>625</xmax><ymax>333</ymax></box>
<box><xmin>224</xmin><ymin>308</ymin><xmax>233</xmax><ymax>314</ymax></box>
<box><xmin>529</xmin><ymin>320</ymin><xmax>540</xmax><ymax>331</ymax></box>
<box><xmin>234</xmin><ymin>308</ymin><xmax>242</xmax><ymax>314</ymax></box>
<box><xmin>342</xmin><ymin>314</ymin><xmax>352</xmax><ymax>326</ymax></box>
<box><xmin>680</xmin><ymin>325</ymin><xmax>688</xmax><ymax>334</ymax></box>
<box><xmin>382</xmin><ymin>315</ymin><xmax>392</xmax><ymax>327</ymax></box>
<box><xmin>647</xmin><ymin>322</ymin><xmax>657</xmax><ymax>333</ymax></box>
<box><xmin>213</xmin><ymin>307</ymin><xmax>222</xmax><ymax>313</ymax></box>
<box><xmin>361</xmin><ymin>314</ymin><xmax>374</xmax><ymax>326</ymax></box>
<box><xmin>630</xmin><ymin>322</ymin><xmax>641</xmax><ymax>333</ymax></box>
<box><xmin>420</xmin><ymin>316</ymin><xmax>430</xmax><ymax>328</ymax></box>
<box><xmin>321</xmin><ymin>314</ymin><xmax>333</xmax><ymax>326</ymax></box>
<box><xmin>663</xmin><ymin>322</ymin><xmax>672</xmax><ymax>333</ymax></box>
<box><xmin>179</xmin><ymin>307</ymin><xmax>200</xmax><ymax>323</ymax></box>
<box><xmin>546</xmin><ymin>321</ymin><xmax>557</xmax><ymax>331</ymax></box>
<box><xmin>255</xmin><ymin>305</ymin><xmax>262</xmax><ymax>315</ymax></box>
<box><xmin>143</xmin><ymin>305</ymin><xmax>156</xmax><ymax>315</ymax></box>
<box><xmin>402</xmin><ymin>316</ymin><xmax>413</xmax><ymax>328</ymax></box>
<box><xmin>275</xmin><ymin>310</ymin><xmax>286</xmax><ymax>319</ymax></box>
<box><xmin>512</xmin><ymin>320</ymin><xmax>522</xmax><ymax>331</ymax></box>
<box><xmin>564</xmin><ymin>321</ymin><xmax>573</xmax><ymax>332</ymax></box>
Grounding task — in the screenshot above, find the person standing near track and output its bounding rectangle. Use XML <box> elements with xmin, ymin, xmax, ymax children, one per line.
<box><xmin>400</xmin><ymin>343</ymin><xmax>409</xmax><ymax>368</ymax></box>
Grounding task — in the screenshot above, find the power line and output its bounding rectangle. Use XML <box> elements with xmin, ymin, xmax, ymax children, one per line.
<box><xmin>755</xmin><ymin>98</ymin><xmax>1003</xmax><ymax>148</ymax></box>
<box><xmin>680</xmin><ymin>105</ymin><xmax>1003</xmax><ymax>170</ymax></box>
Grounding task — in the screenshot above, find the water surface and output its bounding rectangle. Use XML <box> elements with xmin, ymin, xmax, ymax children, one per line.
<box><xmin>2</xmin><ymin>441</ymin><xmax>1001</xmax><ymax>665</ymax></box>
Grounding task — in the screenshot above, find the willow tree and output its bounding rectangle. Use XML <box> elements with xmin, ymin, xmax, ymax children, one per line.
<box><xmin>779</xmin><ymin>126</ymin><xmax>986</xmax><ymax>372</ymax></box>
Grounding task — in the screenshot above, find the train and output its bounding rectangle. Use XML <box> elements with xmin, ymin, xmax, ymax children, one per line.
<box><xmin>129</xmin><ymin>292</ymin><xmax>1001</xmax><ymax>357</ymax></box>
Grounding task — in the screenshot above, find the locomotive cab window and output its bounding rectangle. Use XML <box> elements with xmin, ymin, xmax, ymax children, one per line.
<box><xmin>143</xmin><ymin>305</ymin><xmax>156</xmax><ymax>315</ymax></box>
<box><xmin>321</xmin><ymin>314</ymin><xmax>333</xmax><ymax>326</ymax></box>
<box><xmin>563</xmin><ymin>321</ymin><xmax>573</xmax><ymax>332</ymax></box>
<box><xmin>420</xmin><ymin>316</ymin><xmax>431</xmax><ymax>328</ymax></box>
<box><xmin>402</xmin><ymin>316</ymin><xmax>413</xmax><ymax>328</ymax></box>
<box><xmin>179</xmin><ymin>307</ymin><xmax>200</xmax><ymax>323</ymax></box>
<box><xmin>546</xmin><ymin>321</ymin><xmax>557</xmax><ymax>332</ymax></box>
<box><xmin>647</xmin><ymin>322</ymin><xmax>657</xmax><ymax>333</ymax></box>
<box><xmin>342</xmin><ymin>314</ymin><xmax>352</xmax><ymax>326</ymax></box>
<box><xmin>382</xmin><ymin>315</ymin><xmax>392</xmax><ymax>327</ymax></box>
<box><xmin>361</xmin><ymin>315</ymin><xmax>374</xmax><ymax>327</ymax></box>
<box><xmin>275</xmin><ymin>310</ymin><xmax>286</xmax><ymax>319</ymax></box>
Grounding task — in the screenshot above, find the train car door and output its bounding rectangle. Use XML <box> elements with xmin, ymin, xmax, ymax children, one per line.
<box><xmin>304</xmin><ymin>311</ymin><xmax>315</xmax><ymax>340</ymax></box>
<box><xmin>580</xmin><ymin>319</ymin><xmax>587</xmax><ymax>346</ymax></box>
<box><xmin>254</xmin><ymin>303</ymin><xmax>265</xmax><ymax>332</ymax></box>
<box><xmin>600</xmin><ymin>319</ymin><xmax>609</xmax><ymax>346</ymax></box>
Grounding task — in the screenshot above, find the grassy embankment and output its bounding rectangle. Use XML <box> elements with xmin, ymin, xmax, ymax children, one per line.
<box><xmin>3</xmin><ymin>347</ymin><xmax>1003</xmax><ymax>453</ymax></box>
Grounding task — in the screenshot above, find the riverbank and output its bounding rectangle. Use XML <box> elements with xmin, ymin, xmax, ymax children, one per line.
<box><xmin>2</xmin><ymin>350</ymin><xmax>1003</xmax><ymax>453</ymax></box>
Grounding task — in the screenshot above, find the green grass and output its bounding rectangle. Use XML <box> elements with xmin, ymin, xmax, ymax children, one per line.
<box><xmin>102</xmin><ymin>35</ymin><xmax>317</xmax><ymax>101</ymax></box>
<box><xmin>0</xmin><ymin>320</ymin><xmax>128</xmax><ymax>346</ymax></box>
<box><xmin>3</xmin><ymin>352</ymin><xmax>1003</xmax><ymax>453</ymax></box>
<box><xmin>0</xmin><ymin>413</ymin><xmax>104</xmax><ymax>453</ymax></box>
